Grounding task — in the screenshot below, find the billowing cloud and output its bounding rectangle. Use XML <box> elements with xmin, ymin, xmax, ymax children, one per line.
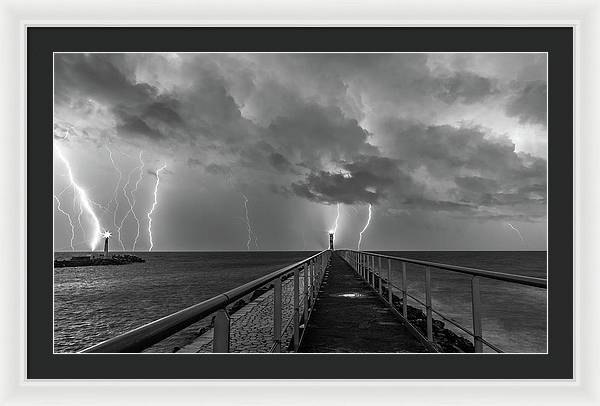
<box><xmin>289</xmin><ymin>155</ymin><xmax>417</xmax><ymax>205</ymax></box>
<box><xmin>505</xmin><ymin>80</ymin><xmax>547</xmax><ymax>126</ymax></box>
<box><xmin>435</xmin><ymin>71</ymin><xmax>496</xmax><ymax>104</ymax></box>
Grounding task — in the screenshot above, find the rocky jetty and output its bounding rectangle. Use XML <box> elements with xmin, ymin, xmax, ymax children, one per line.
<box><xmin>381</xmin><ymin>284</ymin><xmax>475</xmax><ymax>353</ymax></box>
<box><xmin>54</xmin><ymin>254</ymin><xmax>145</xmax><ymax>268</ymax></box>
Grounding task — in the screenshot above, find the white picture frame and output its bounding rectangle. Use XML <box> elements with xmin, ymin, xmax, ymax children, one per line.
<box><xmin>1</xmin><ymin>0</ymin><xmax>598</xmax><ymax>404</ymax></box>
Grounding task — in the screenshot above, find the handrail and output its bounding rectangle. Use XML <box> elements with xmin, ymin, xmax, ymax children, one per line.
<box><xmin>81</xmin><ymin>250</ymin><xmax>330</xmax><ymax>353</ymax></box>
<box><xmin>361</xmin><ymin>250</ymin><xmax>547</xmax><ymax>288</ymax></box>
<box><xmin>337</xmin><ymin>249</ymin><xmax>546</xmax><ymax>353</ymax></box>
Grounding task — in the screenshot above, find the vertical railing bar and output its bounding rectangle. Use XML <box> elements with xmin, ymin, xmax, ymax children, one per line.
<box><xmin>402</xmin><ymin>262</ymin><xmax>408</xmax><ymax>319</ymax></box>
<box><xmin>368</xmin><ymin>255</ymin><xmax>372</xmax><ymax>286</ymax></box>
<box><xmin>360</xmin><ymin>253</ymin><xmax>363</xmax><ymax>278</ymax></box>
<box><xmin>378</xmin><ymin>256</ymin><xmax>383</xmax><ymax>295</ymax></box>
<box><xmin>303</xmin><ymin>263</ymin><xmax>309</xmax><ymax>323</ymax></box>
<box><xmin>273</xmin><ymin>276</ymin><xmax>282</xmax><ymax>353</ymax></box>
<box><xmin>369</xmin><ymin>255</ymin><xmax>372</xmax><ymax>286</ymax></box>
<box><xmin>425</xmin><ymin>266</ymin><xmax>433</xmax><ymax>342</ymax></box>
<box><xmin>313</xmin><ymin>259</ymin><xmax>317</xmax><ymax>301</ymax></box>
<box><xmin>471</xmin><ymin>276</ymin><xmax>484</xmax><ymax>353</ymax></box>
<box><xmin>309</xmin><ymin>259</ymin><xmax>314</xmax><ymax>304</ymax></box>
<box><xmin>293</xmin><ymin>267</ymin><xmax>300</xmax><ymax>351</ymax></box>
<box><xmin>371</xmin><ymin>256</ymin><xmax>375</xmax><ymax>287</ymax></box>
<box><xmin>388</xmin><ymin>258</ymin><xmax>392</xmax><ymax>304</ymax></box>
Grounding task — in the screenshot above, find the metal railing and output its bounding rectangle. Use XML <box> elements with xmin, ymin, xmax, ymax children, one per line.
<box><xmin>81</xmin><ymin>250</ymin><xmax>331</xmax><ymax>353</ymax></box>
<box><xmin>338</xmin><ymin>250</ymin><xmax>547</xmax><ymax>353</ymax></box>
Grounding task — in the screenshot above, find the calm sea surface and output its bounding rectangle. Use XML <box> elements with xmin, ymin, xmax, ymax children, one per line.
<box><xmin>54</xmin><ymin>251</ymin><xmax>547</xmax><ymax>353</ymax></box>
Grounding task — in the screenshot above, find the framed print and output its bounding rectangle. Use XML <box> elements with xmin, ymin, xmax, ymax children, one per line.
<box><xmin>2</xmin><ymin>0</ymin><xmax>599</xmax><ymax>403</ymax></box>
<box><xmin>26</xmin><ymin>25</ymin><xmax>570</xmax><ymax>379</ymax></box>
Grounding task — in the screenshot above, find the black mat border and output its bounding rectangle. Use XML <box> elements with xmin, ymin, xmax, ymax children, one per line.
<box><xmin>27</xmin><ymin>27</ymin><xmax>573</xmax><ymax>379</ymax></box>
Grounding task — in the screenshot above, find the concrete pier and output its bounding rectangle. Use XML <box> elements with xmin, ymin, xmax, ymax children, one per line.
<box><xmin>299</xmin><ymin>253</ymin><xmax>427</xmax><ymax>353</ymax></box>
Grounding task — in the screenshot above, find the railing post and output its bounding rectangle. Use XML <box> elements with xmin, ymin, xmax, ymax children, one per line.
<box><xmin>359</xmin><ymin>253</ymin><xmax>363</xmax><ymax>277</ymax></box>
<box><xmin>363</xmin><ymin>253</ymin><xmax>366</xmax><ymax>280</ymax></box>
<box><xmin>363</xmin><ymin>254</ymin><xmax>366</xmax><ymax>280</ymax></box>
<box><xmin>303</xmin><ymin>263</ymin><xmax>309</xmax><ymax>322</ymax></box>
<box><xmin>402</xmin><ymin>262</ymin><xmax>408</xmax><ymax>319</ymax></box>
<box><xmin>387</xmin><ymin>258</ymin><xmax>392</xmax><ymax>304</ymax></box>
<box><xmin>213</xmin><ymin>309</ymin><xmax>230</xmax><ymax>353</ymax></box>
<box><xmin>471</xmin><ymin>276</ymin><xmax>483</xmax><ymax>353</ymax></box>
<box><xmin>273</xmin><ymin>277</ymin><xmax>282</xmax><ymax>352</ymax></box>
<box><xmin>371</xmin><ymin>256</ymin><xmax>376</xmax><ymax>288</ymax></box>
<box><xmin>293</xmin><ymin>267</ymin><xmax>300</xmax><ymax>350</ymax></box>
<box><xmin>368</xmin><ymin>255</ymin><xmax>372</xmax><ymax>286</ymax></box>
<box><xmin>378</xmin><ymin>256</ymin><xmax>383</xmax><ymax>295</ymax></box>
<box><xmin>311</xmin><ymin>259</ymin><xmax>316</xmax><ymax>302</ymax></box>
<box><xmin>425</xmin><ymin>266</ymin><xmax>433</xmax><ymax>342</ymax></box>
<box><xmin>359</xmin><ymin>253</ymin><xmax>363</xmax><ymax>278</ymax></box>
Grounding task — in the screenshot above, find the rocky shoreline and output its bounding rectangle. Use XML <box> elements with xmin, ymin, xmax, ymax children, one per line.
<box><xmin>380</xmin><ymin>284</ymin><xmax>475</xmax><ymax>352</ymax></box>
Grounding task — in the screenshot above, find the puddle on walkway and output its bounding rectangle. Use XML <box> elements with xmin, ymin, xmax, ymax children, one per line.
<box><xmin>335</xmin><ymin>292</ymin><xmax>366</xmax><ymax>298</ymax></box>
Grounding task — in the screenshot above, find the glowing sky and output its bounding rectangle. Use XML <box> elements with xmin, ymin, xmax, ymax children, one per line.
<box><xmin>53</xmin><ymin>53</ymin><xmax>547</xmax><ymax>251</ymax></box>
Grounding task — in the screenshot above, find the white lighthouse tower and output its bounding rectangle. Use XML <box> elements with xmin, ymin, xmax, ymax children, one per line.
<box><xmin>101</xmin><ymin>231</ymin><xmax>111</xmax><ymax>258</ymax></box>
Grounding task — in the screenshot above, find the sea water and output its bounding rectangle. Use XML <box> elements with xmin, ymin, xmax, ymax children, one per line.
<box><xmin>53</xmin><ymin>251</ymin><xmax>546</xmax><ymax>353</ymax></box>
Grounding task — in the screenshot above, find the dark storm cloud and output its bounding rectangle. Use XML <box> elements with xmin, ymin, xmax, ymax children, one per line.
<box><xmin>268</xmin><ymin>152</ymin><xmax>295</xmax><ymax>173</ymax></box>
<box><xmin>379</xmin><ymin>119</ymin><xmax>539</xmax><ymax>179</ymax></box>
<box><xmin>289</xmin><ymin>155</ymin><xmax>414</xmax><ymax>205</ymax></box>
<box><xmin>204</xmin><ymin>163</ymin><xmax>232</xmax><ymax>176</ymax></box>
<box><xmin>266</xmin><ymin>102</ymin><xmax>378</xmax><ymax>168</ymax></box>
<box><xmin>435</xmin><ymin>71</ymin><xmax>496</xmax><ymax>104</ymax></box>
<box><xmin>113</xmin><ymin>107</ymin><xmax>164</xmax><ymax>139</ymax></box>
<box><xmin>454</xmin><ymin>176</ymin><xmax>498</xmax><ymax>193</ymax></box>
<box><xmin>54</xmin><ymin>54</ymin><xmax>157</xmax><ymax>106</ymax></box>
<box><xmin>402</xmin><ymin>197</ymin><xmax>476</xmax><ymax>212</ymax></box>
<box><xmin>374</xmin><ymin>119</ymin><xmax>546</xmax><ymax>219</ymax></box>
<box><xmin>142</xmin><ymin>100</ymin><xmax>184</xmax><ymax>125</ymax></box>
<box><xmin>505</xmin><ymin>80</ymin><xmax>547</xmax><ymax>126</ymax></box>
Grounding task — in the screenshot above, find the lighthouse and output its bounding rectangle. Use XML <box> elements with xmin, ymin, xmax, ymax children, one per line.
<box><xmin>329</xmin><ymin>232</ymin><xmax>334</xmax><ymax>250</ymax></box>
<box><xmin>101</xmin><ymin>231</ymin><xmax>112</xmax><ymax>258</ymax></box>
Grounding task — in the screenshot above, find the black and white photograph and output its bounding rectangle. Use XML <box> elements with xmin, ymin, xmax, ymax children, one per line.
<box><xmin>52</xmin><ymin>51</ymin><xmax>549</xmax><ymax>354</ymax></box>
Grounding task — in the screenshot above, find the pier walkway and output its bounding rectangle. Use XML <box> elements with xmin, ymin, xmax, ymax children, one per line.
<box><xmin>299</xmin><ymin>253</ymin><xmax>427</xmax><ymax>353</ymax></box>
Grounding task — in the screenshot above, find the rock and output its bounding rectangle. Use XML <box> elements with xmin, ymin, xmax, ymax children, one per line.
<box><xmin>385</xmin><ymin>291</ymin><xmax>475</xmax><ymax>353</ymax></box>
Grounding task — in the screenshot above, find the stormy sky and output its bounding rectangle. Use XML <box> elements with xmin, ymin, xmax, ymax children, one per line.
<box><xmin>53</xmin><ymin>53</ymin><xmax>547</xmax><ymax>251</ymax></box>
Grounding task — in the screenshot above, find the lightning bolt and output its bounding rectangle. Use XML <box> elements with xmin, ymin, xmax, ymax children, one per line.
<box><xmin>132</xmin><ymin>151</ymin><xmax>145</xmax><ymax>251</ymax></box>
<box><xmin>77</xmin><ymin>199</ymin><xmax>85</xmax><ymax>238</ymax></box>
<box><xmin>106</xmin><ymin>146</ymin><xmax>125</xmax><ymax>250</ymax></box>
<box><xmin>241</xmin><ymin>193</ymin><xmax>259</xmax><ymax>250</ymax></box>
<box><xmin>53</xmin><ymin>195</ymin><xmax>75</xmax><ymax>251</ymax></box>
<box><xmin>329</xmin><ymin>203</ymin><xmax>341</xmax><ymax>235</ymax></box>
<box><xmin>357</xmin><ymin>204</ymin><xmax>372</xmax><ymax>251</ymax></box>
<box><xmin>118</xmin><ymin>151</ymin><xmax>144</xmax><ymax>251</ymax></box>
<box><xmin>54</xmin><ymin>144</ymin><xmax>102</xmax><ymax>250</ymax></box>
<box><xmin>506</xmin><ymin>222</ymin><xmax>526</xmax><ymax>246</ymax></box>
<box><xmin>147</xmin><ymin>164</ymin><xmax>167</xmax><ymax>251</ymax></box>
